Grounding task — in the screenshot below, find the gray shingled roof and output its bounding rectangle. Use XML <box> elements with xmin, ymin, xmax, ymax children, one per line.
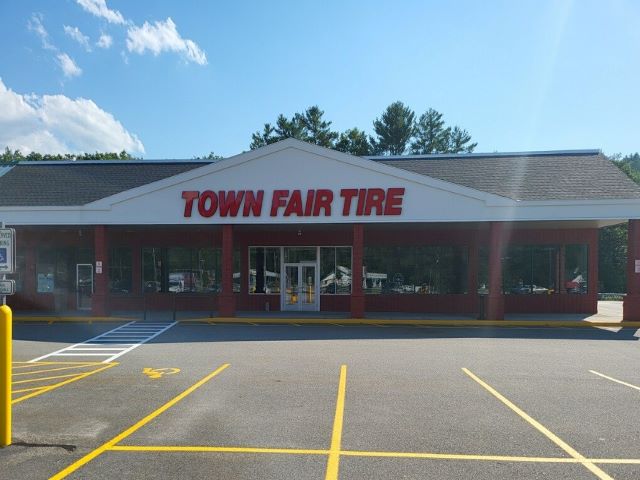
<box><xmin>373</xmin><ymin>152</ymin><xmax>640</xmax><ymax>201</ymax></box>
<box><xmin>0</xmin><ymin>161</ymin><xmax>210</xmax><ymax>206</ymax></box>
<box><xmin>0</xmin><ymin>151</ymin><xmax>638</xmax><ymax>207</ymax></box>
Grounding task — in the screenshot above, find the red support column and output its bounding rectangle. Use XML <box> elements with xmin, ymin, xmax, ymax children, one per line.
<box><xmin>588</xmin><ymin>229</ymin><xmax>599</xmax><ymax>314</ymax></box>
<box><xmin>624</xmin><ymin>220</ymin><xmax>640</xmax><ymax>321</ymax></box>
<box><xmin>467</xmin><ymin>240</ymin><xmax>479</xmax><ymax>314</ymax></box>
<box><xmin>350</xmin><ymin>224</ymin><xmax>364</xmax><ymax>318</ymax></box>
<box><xmin>219</xmin><ymin>225</ymin><xmax>236</xmax><ymax>317</ymax></box>
<box><xmin>558</xmin><ymin>245</ymin><xmax>566</xmax><ymax>295</ymax></box>
<box><xmin>486</xmin><ymin>222</ymin><xmax>505</xmax><ymax>320</ymax></box>
<box><xmin>92</xmin><ymin>225</ymin><xmax>109</xmax><ymax>317</ymax></box>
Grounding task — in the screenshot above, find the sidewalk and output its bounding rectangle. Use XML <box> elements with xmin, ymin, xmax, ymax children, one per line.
<box><xmin>12</xmin><ymin>302</ymin><xmax>637</xmax><ymax>328</ymax></box>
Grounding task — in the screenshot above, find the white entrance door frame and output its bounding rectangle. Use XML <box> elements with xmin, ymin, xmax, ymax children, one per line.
<box><xmin>281</xmin><ymin>257</ymin><xmax>320</xmax><ymax>312</ymax></box>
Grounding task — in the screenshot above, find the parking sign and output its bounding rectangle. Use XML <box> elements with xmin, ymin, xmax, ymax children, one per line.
<box><xmin>0</xmin><ymin>228</ymin><xmax>15</xmax><ymax>274</ymax></box>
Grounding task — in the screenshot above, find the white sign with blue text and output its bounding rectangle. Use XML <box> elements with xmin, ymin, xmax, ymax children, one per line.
<box><xmin>0</xmin><ymin>228</ymin><xmax>16</xmax><ymax>274</ymax></box>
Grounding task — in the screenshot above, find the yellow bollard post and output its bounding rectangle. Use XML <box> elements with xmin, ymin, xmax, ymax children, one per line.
<box><xmin>0</xmin><ymin>304</ymin><xmax>11</xmax><ymax>447</ymax></box>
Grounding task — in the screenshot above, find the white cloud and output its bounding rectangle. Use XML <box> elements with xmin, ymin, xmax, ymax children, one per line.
<box><xmin>64</xmin><ymin>25</ymin><xmax>91</xmax><ymax>51</ymax></box>
<box><xmin>28</xmin><ymin>13</ymin><xmax>55</xmax><ymax>51</ymax></box>
<box><xmin>57</xmin><ymin>53</ymin><xmax>83</xmax><ymax>78</ymax></box>
<box><xmin>28</xmin><ymin>14</ymin><xmax>84</xmax><ymax>79</ymax></box>
<box><xmin>0</xmin><ymin>78</ymin><xmax>144</xmax><ymax>155</ymax></box>
<box><xmin>126</xmin><ymin>17</ymin><xmax>207</xmax><ymax>65</ymax></box>
<box><xmin>96</xmin><ymin>33</ymin><xmax>113</xmax><ymax>49</ymax></box>
<box><xmin>76</xmin><ymin>0</ymin><xmax>125</xmax><ymax>25</ymax></box>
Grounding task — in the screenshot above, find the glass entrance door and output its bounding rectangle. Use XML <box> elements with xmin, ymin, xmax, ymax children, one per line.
<box><xmin>283</xmin><ymin>262</ymin><xmax>318</xmax><ymax>311</ymax></box>
<box><xmin>76</xmin><ymin>264</ymin><xmax>93</xmax><ymax>310</ymax></box>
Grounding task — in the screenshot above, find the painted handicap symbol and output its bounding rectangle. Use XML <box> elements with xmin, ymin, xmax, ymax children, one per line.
<box><xmin>143</xmin><ymin>367</ymin><xmax>180</xmax><ymax>379</ymax></box>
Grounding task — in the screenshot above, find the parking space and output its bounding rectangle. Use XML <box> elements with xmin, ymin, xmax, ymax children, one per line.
<box><xmin>3</xmin><ymin>323</ymin><xmax>640</xmax><ymax>479</ymax></box>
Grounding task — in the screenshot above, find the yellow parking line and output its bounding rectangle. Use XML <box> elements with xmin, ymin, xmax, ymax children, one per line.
<box><xmin>462</xmin><ymin>368</ymin><xmax>614</xmax><ymax>480</ymax></box>
<box><xmin>13</xmin><ymin>363</ymin><xmax>117</xmax><ymax>404</ymax></box>
<box><xmin>49</xmin><ymin>363</ymin><xmax>230</xmax><ymax>480</ymax></box>
<box><xmin>325</xmin><ymin>365</ymin><xmax>347</xmax><ymax>480</ymax></box>
<box><xmin>13</xmin><ymin>372</ymin><xmax>91</xmax><ymax>385</ymax></box>
<box><xmin>105</xmin><ymin>445</ymin><xmax>640</xmax><ymax>465</ymax></box>
<box><xmin>13</xmin><ymin>361</ymin><xmax>102</xmax><ymax>367</ymax></box>
<box><xmin>13</xmin><ymin>364</ymin><xmax>102</xmax><ymax>377</ymax></box>
<box><xmin>589</xmin><ymin>370</ymin><xmax>640</xmax><ymax>392</ymax></box>
<box><xmin>110</xmin><ymin>445</ymin><xmax>328</xmax><ymax>455</ymax></box>
<box><xmin>342</xmin><ymin>450</ymin><xmax>577</xmax><ymax>462</ymax></box>
<box><xmin>12</xmin><ymin>386</ymin><xmax>47</xmax><ymax>394</ymax></box>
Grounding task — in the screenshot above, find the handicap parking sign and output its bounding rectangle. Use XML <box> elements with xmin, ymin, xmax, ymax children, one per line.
<box><xmin>0</xmin><ymin>228</ymin><xmax>15</xmax><ymax>273</ymax></box>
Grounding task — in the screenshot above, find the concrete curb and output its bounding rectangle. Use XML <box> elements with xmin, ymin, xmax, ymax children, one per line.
<box><xmin>178</xmin><ymin>318</ymin><xmax>640</xmax><ymax>328</ymax></box>
<box><xmin>14</xmin><ymin>316</ymin><xmax>135</xmax><ymax>323</ymax></box>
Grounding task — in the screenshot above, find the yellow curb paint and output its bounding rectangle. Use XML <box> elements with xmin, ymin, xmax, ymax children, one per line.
<box><xmin>462</xmin><ymin>368</ymin><xmax>614</xmax><ymax>480</ymax></box>
<box><xmin>110</xmin><ymin>445</ymin><xmax>329</xmax><ymax>455</ymax></box>
<box><xmin>589</xmin><ymin>370</ymin><xmax>640</xmax><ymax>392</ymax></box>
<box><xmin>325</xmin><ymin>365</ymin><xmax>347</xmax><ymax>480</ymax></box>
<box><xmin>12</xmin><ymin>363</ymin><xmax>117</xmax><ymax>404</ymax></box>
<box><xmin>49</xmin><ymin>363</ymin><xmax>230</xmax><ymax>480</ymax></box>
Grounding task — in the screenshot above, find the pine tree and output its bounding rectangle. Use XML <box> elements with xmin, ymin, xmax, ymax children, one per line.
<box><xmin>370</xmin><ymin>101</ymin><xmax>416</xmax><ymax>155</ymax></box>
<box><xmin>411</xmin><ymin>108</ymin><xmax>451</xmax><ymax>154</ymax></box>
<box><xmin>335</xmin><ymin>128</ymin><xmax>372</xmax><ymax>156</ymax></box>
<box><xmin>448</xmin><ymin>126</ymin><xmax>477</xmax><ymax>153</ymax></box>
<box><xmin>297</xmin><ymin>106</ymin><xmax>338</xmax><ymax>148</ymax></box>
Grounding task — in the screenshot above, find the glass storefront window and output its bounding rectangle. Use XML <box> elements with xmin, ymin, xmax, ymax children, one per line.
<box><xmin>363</xmin><ymin>246</ymin><xmax>468</xmax><ymax>294</ymax></box>
<box><xmin>7</xmin><ymin>252</ymin><xmax>24</xmax><ymax>292</ymax></box>
<box><xmin>283</xmin><ymin>247</ymin><xmax>316</xmax><ymax>263</ymax></box>
<box><xmin>37</xmin><ymin>249</ymin><xmax>64</xmax><ymax>293</ymax></box>
<box><xmin>144</xmin><ymin>247</ymin><xmax>220</xmax><ymax>293</ymax></box>
<box><xmin>142</xmin><ymin>248</ymin><xmax>164</xmax><ymax>292</ymax></box>
<box><xmin>249</xmin><ymin>247</ymin><xmax>281</xmax><ymax>294</ymax></box>
<box><xmin>109</xmin><ymin>248</ymin><xmax>132</xmax><ymax>294</ymax></box>
<box><xmin>503</xmin><ymin>245</ymin><xmax>559</xmax><ymax>295</ymax></box>
<box><xmin>320</xmin><ymin>247</ymin><xmax>352</xmax><ymax>294</ymax></box>
<box><xmin>564</xmin><ymin>244</ymin><xmax>588</xmax><ymax>294</ymax></box>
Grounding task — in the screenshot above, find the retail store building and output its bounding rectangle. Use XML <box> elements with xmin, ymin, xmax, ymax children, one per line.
<box><xmin>2</xmin><ymin>138</ymin><xmax>640</xmax><ymax>320</ymax></box>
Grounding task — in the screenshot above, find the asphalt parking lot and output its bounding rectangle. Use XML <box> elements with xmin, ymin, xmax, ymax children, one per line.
<box><xmin>2</xmin><ymin>321</ymin><xmax>640</xmax><ymax>479</ymax></box>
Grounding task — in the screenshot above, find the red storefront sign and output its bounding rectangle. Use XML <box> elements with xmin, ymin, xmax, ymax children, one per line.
<box><xmin>182</xmin><ymin>188</ymin><xmax>405</xmax><ymax>218</ymax></box>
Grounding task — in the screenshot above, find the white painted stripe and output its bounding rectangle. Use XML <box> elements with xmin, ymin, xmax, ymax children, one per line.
<box><xmin>53</xmin><ymin>353</ymin><xmax>117</xmax><ymax>356</ymax></box>
<box><xmin>103</xmin><ymin>322</ymin><xmax>177</xmax><ymax>362</ymax></box>
<box><xmin>28</xmin><ymin>321</ymin><xmax>177</xmax><ymax>363</ymax></box>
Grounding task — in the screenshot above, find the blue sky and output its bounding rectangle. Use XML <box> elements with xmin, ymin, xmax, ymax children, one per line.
<box><xmin>0</xmin><ymin>0</ymin><xmax>638</xmax><ymax>158</ymax></box>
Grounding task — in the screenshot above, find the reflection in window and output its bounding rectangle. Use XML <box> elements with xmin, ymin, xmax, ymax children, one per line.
<box><xmin>363</xmin><ymin>246</ymin><xmax>468</xmax><ymax>294</ymax></box>
<box><xmin>564</xmin><ymin>244</ymin><xmax>588</xmax><ymax>294</ymax></box>
<box><xmin>36</xmin><ymin>249</ymin><xmax>70</xmax><ymax>293</ymax></box>
<box><xmin>142</xmin><ymin>248</ymin><xmax>164</xmax><ymax>292</ymax></box>
<box><xmin>320</xmin><ymin>247</ymin><xmax>352</xmax><ymax>294</ymax></box>
<box><xmin>249</xmin><ymin>247</ymin><xmax>280</xmax><ymax>294</ymax></box>
<box><xmin>109</xmin><ymin>248</ymin><xmax>132</xmax><ymax>294</ymax></box>
<box><xmin>503</xmin><ymin>245</ymin><xmax>559</xmax><ymax>294</ymax></box>
<box><xmin>143</xmin><ymin>247</ymin><xmax>221</xmax><ymax>293</ymax></box>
